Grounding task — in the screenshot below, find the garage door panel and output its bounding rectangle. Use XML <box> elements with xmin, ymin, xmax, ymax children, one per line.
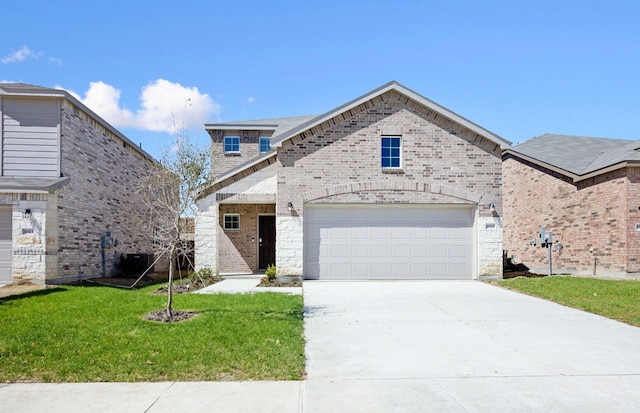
<box><xmin>450</xmin><ymin>245</ymin><xmax>468</xmax><ymax>258</ymax></box>
<box><xmin>304</xmin><ymin>205</ymin><xmax>473</xmax><ymax>280</ymax></box>
<box><xmin>371</xmin><ymin>245</ymin><xmax>388</xmax><ymax>257</ymax></box>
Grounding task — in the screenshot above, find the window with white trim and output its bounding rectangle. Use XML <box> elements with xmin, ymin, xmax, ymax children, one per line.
<box><xmin>381</xmin><ymin>136</ymin><xmax>401</xmax><ymax>168</ymax></box>
<box><xmin>223</xmin><ymin>214</ymin><xmax>240</xmax><ymax>230</ymax></box>
<box><xmin>259</xmin><ymin>137</ymin><xmax>271</xmax><ymax>152</ymax></box>
<box><xmin>224</xmin><ymin>136</ymin><xmax>240</xmax><ymax>153</ymax></box>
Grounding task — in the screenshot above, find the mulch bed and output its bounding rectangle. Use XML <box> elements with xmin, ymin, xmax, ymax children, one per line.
<box><xmin>258</xmin><ymin>277</ymin><xmax>302</xmax><ymax>287</ymax></box>
<box><xmin>153</xmin><ymin>276</ymin><xmax>224</xmax><ymax>294</ymax></box>
<box><xmin>143</xmin><ymin>309</ymin><xmax>199</xmax><ymax>323</ymax></box>
<box><xmin>503</xmin><ymin>270</ymin><xmax>547</xmax><ymax>279</ymax></box>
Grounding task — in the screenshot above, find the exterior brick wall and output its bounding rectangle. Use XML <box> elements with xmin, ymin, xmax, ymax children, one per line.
<box><xmin>55</xmin><ymin>100</ymin><xmax>156</xmax><ymax>282</ymax></box>
<box><xmin>503</xmin><ymin>156</ymin><xmax>638</xmax><ymax>276</ymax></box>
<box><xmin>276</xmin><ymin>90</ymin><xmax>503</xmax><ymax>276</ymax></box>
<box><xmin>218</xmin><ymin>204</ymin><xmax>275</xmax><ymax>273</ymax></box>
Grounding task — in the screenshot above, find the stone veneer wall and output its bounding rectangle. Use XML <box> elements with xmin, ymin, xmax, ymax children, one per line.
<box><xmin>276</xmin><ymin>90</ymin><xmax>503</xmax><ymax>277</ymax></box>
<box><xmin>1</xmin><ymin>193</ymin><xmax>56</xmax><ymax>283</ymax></box>
<box><xmin>503</xmin><ymin>156</ymin><xmax>638</xmax><ymax>276</ymax></box>
<box><xmin>55</xmin><ymin>100</ymin><xmax>156</xmax><ymax>282</ymax></box>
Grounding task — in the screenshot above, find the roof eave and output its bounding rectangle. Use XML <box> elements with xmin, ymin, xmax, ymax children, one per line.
<box><xmin>575</xmin><ymin>161</ymin><xmax>640</xmax><ymax>182</ymax></box>
<box><xmin>205</xmin><ymin>124</ymin><xmax>279</xmax><ymax>131</ymax></box>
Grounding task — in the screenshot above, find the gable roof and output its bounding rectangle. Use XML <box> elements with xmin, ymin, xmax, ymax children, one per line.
<box><xmin>271</xmin><ymin>81</ymin><xmax>511</xmax><ymax>150</ymax></box>
<box><xmin>505</xmin><ymin>133</ymin><xmax>640</xmax><ymax>182</ymax></box>
<box><xmin>0</xmin><ymin>83</ymin><xmax>155</xmax><ymax>162</ymax></box>
<box><xmin>197</xmin><ymin>81</ymin><xmax>511</xmax><ymax>198</ymax></box>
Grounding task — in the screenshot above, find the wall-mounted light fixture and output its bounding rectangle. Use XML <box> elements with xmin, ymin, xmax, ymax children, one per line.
<box><xmin>488</xmin><ymin>202</ymin><xmax>495</xmax><ymax>212</ymax></box>
<box><xmin>23</xmin><ymin>208</ymin><xmax>32</xmax><ymax>219</ymax></box>
<box><xmin>287</xmin><ymin>202</ymin><xmax>293</xmax><ymax>213</ymax></box>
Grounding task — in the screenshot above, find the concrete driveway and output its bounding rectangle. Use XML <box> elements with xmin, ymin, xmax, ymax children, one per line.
<box><xmin>303</xmin><ymin>281</ymin><xmax>640</xmax><ymax>412</ymax></box>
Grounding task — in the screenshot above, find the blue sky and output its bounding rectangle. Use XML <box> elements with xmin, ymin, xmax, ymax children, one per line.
<box><xmin>2</xmin><ymin>0</ymin><xmax>638</xmax><ymax>159</ymax></box>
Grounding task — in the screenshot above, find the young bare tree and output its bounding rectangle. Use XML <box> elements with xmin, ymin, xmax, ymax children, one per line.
<box><xmin>138</xmin><ymin>131</ymin><xmax>209</xmax><ymax>317</ymax></box>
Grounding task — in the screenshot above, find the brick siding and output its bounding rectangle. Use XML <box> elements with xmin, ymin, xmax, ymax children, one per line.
<box><xmin>56</xmin><ymin>100</ymin><xmax>156</xmax><ymax>281</ymax></box>
<box><xmin>209</xmin><ymin>130</ymin><xmax>265</xmax><ymax>178</ymax></box>
<box><xmin>218</xmin><ymin>204</ymin><xmax>275</xmax><ymax>273</ymax></box>
<box><xmin>276</xmin><ymin>90</ymin><xmax>503</xmax><ymax>276</ymax></box>
<box><xmin>503</xmin><ymin>156</ymin><xmax>640</xmax><ymax>275</ymax></box>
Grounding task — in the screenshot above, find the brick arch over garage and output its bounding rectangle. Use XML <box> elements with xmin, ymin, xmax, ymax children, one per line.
<box><xmin>301</xmin><ymin>180</ymin><xmax>483</xmax><ymax>204</ymax></box>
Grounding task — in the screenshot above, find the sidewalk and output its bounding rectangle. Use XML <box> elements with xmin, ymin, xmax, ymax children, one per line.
<box><xmin>0</xmin><ymin>381</ymin><xmax>304</xmax><ymax>413</ymax></box>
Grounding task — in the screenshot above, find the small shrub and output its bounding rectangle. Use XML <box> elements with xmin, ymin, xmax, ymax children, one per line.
<box><xmin>265</xmin><ymin>264</ymin><xmax>277</xmax><ymax>281</ymax></box>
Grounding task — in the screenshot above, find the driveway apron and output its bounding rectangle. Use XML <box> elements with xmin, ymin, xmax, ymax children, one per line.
<box><xmin>303</xmin><ymin>281</ymin><xmax>640</xmax><ymax>412</ymax></box>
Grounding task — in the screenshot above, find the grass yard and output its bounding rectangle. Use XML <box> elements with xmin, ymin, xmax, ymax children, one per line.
<box><xmin>0</xmin><ymin>283</ymin><xmax>304</xmax><ymax>382</ymax></box>
<box><xmin>495</xmin><ymin>276</ymin><xmax>640</xmax><ymax>327</ymax></box>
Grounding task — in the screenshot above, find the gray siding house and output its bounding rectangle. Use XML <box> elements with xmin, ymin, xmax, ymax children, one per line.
<box><xmin>195</xmin><ymin>82</ymin><xmax>510</xmax><ymax>280</ymax></box>
<box><xmin>0</xmin><ymin>83</ymin><xmax>157</xmax><ymax>284</ymax></box>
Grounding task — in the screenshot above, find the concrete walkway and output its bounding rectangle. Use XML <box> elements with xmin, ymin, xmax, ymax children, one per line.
<box><xmin>2</xmin><ymin>281</ymin><xmax>640</xmax><ymax>412</ymax></box>
<box><xmin>196</xmin><ymin>274</ymin><xmax>302</xmax><ymax>295</ymax></box>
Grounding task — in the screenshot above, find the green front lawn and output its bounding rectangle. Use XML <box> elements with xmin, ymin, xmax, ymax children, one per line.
<box><xmin>0</xmin><ymin>284</ymin><xmax>304</xmax><ymax>382</ymax></box>
<box><xmin>495</xmin><ymin>276</ymin><xmax>640</xmax><ymax>327</ymax></box>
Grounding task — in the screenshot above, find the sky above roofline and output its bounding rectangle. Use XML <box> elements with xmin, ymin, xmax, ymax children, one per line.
<box><xmin>2</xmin><ymin>0</ymin><xmax>638</xmax><ymax>159</ymax></box>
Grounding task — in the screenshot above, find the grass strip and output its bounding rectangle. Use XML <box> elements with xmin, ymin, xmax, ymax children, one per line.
<box><xmin>495</xmin><ymin>276</ymin><xmax>640</xmax><ymax>327</ymax></box>
<box><xmin>0</xmin><ymin>284</ymin><xmax>304</xmax><ymax>382</ymax></box>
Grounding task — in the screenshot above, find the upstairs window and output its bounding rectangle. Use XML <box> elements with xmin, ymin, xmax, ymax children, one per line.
<box><xmin>381</xmin><ymin>136</ymin><xmax>401</xmax><ymax>168</ymax></box>
<box><xmin>224</xmin><ymin>136</ymin><xmax>240</xmax><ymax>153</ymax></box>
<box><xmin>259</xmin><ymin>137</ymin><xmax>271</xmax><ymax>153</ymax></box>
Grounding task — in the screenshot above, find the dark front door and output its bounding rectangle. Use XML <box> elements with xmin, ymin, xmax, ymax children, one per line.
<box><xmin>258</xmin><ymin>215</ymin><xmax>276</xmax><ymax>270</ymax></box>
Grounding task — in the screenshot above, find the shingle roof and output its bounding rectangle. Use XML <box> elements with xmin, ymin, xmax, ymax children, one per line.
<box><xmin>507</xmin><ymin>133</ymin><xmax>640</xmax><ymax>180</ymax></box>
<box><xmin>0</xmin><ymin>83</ymin><xmax>60</xmax><ymax>94</ymax></box>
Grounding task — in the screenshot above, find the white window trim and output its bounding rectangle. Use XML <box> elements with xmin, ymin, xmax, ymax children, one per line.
<box><xmin>259</xmin><ymin>137</ymin><xmax>271</xmax><ymax>153</ymax></box>
<box><xmin>224</xmin><ymin>136</ymin><xmax>240</xmax><ymax>154</ymax></box>
<box><xmin>223</xmin><ymin>213</ymin><xmax>240</xmax><ymax>230</ymax></box>
<box><xmin>381</xmin><ymin>135</ymin><xmax>402</xmax><ymax>169</ymax></box>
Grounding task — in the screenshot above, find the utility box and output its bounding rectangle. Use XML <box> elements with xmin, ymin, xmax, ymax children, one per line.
<box><xmin>123</xmin><ymin>253</ymin><xmax>154</xmax><ymax>276</ymax></box>
<box><xmin>539</xmin><ymin>228</ymin><xmax>553</xmax><ymax>247</ymax></box>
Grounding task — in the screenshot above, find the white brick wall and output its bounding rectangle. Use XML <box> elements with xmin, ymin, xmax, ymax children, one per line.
<box><xmin>218</xmin><ymin>164</ymin><xmax>277</xmax><ymax>195</ymax></box>
<box><xmin>478</xmin><ymin>215</ymin><xmax>503</xmax><ymax>277</ymax></box>
<box><xmin>275</xmin><ymin>215</ymin><xmax>303</xmax><ymax>276</ymax></box>
<box><xmin>195</xmin><ymin>196</ymin><xmax>219</xmax><ymax>274</ymax></box>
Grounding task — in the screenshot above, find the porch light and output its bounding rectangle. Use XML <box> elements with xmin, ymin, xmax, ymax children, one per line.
<box><xmin>488</xmin><ymin>203</ymin><xmax>495</xmax><ymax>212</ymax></box>
<box><xmin>287</xmin><ymin>202</ymin><xmax>293</xmax><ymax>213</ymax></box>
<box><xmin>23</xmin><ymin>208</ymin><xmax>32</xmax><ymax>219</ymax></box>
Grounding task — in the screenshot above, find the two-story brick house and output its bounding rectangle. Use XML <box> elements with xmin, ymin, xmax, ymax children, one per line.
<box><xmin>195</xmin><ymin>81</ymin><xmax>511</xmax><ymax>280</ymax></box>
<box><xmin>0</xmin><ymin>83</ymin><xmax>157</xmax><ymax>284</ymax></box>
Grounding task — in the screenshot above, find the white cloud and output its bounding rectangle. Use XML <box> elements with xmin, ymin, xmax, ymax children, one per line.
<box><xmin>74</xmin><ymin>79</ymin><xmax>220</xmax><ymax>133</ymax></box>
<box><xmin>2</xmin><ymin>46</ymin><xmax>40</xmax><ymax>63</ymax></box>
<box><xmin>247</xmin><ymin>96</ymin><xmax>256</xmax><ymax>104</ymax></box>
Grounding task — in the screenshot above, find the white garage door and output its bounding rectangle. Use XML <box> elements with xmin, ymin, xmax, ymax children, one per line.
<box><xmin>304</xmin><ymin>205</ymin><xmax>474</xmax><ymax>280</ymax></box>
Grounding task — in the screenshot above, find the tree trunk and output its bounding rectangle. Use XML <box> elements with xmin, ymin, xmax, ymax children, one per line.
<box><xmin>167</xmin><ymin>243</ymin><xmax>176</xmax><ymax>318</ymax></box>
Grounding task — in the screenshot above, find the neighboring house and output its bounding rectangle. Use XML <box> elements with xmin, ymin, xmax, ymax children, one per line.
<box><xmin>503</xmin><ymin>133</ymin><xmax>640</xmax><ymax>277</ymax></box>
<box><xmin>0</xmin><ymin>83</ymin><xmax>157</xmax><ymax>284</ymax></box>
<box><xmin>195</xmin><ymin>81</ymin><xmax>510</xmax><ymax>280</ymax></box>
